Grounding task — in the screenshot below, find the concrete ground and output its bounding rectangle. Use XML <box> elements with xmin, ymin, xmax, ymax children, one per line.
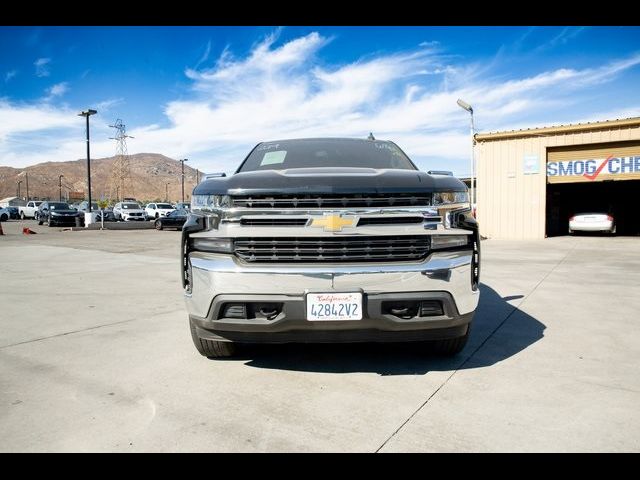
<box><xmin>0</xmin><ymin>219</ymin><xmax>639</xmax><ymax>452</ymax></box>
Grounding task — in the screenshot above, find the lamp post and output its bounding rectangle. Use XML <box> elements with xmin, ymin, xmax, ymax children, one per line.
<box><xmin>78</xmin><ymin>109</ymin><xmax>97</xmax><ymax>213</ymax></box>
<box><xmin>180</xmin><ymin>158</ymin><xmax>188</xmax><ymax>203</ymax></box>
<box><xmin>59</xmin><ymin>175</ymin><xmax>64</xmax><ymax>202</ymax></box>
<box><xmin>457</xmin><ymin>98</ymin><xmax>475</xmax><ymax>215</ymax></box>
<box><xmin>165</xmin><ymin>182</ymin><xmax>170</xmax><ymax>202</ymax></box>
<box><xmin>17</xmin><ymin>180</ymin><xmax>22</xmax><ymax>199</ymax></box>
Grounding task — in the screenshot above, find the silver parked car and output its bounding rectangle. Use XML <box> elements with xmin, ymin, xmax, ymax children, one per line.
<box><xmin>569</xmin><ymin>212</ymin><xmax>615</xmax><ymax>234</ymax></box>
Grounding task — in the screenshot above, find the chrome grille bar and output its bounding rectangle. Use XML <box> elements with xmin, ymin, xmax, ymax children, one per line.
<box><xmin>232</xmin><ymin>193</ymin><xmax>432</xmax><ymax>209</ymax></box>
<box><xmin>234</xmin><ymin>236</ymin><xmax>430</xmax><ymax>263</ymax></box>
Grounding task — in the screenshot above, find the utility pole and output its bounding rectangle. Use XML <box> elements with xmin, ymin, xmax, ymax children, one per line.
<box><xmin>165</xmin><ymin>182</ymin><xmax>170</xmax><ymax>202</ymax></box>
<box><xmin>78</xmin><ymin>109</ymin><xmax>97</xmax><ymax>212</ymax></box>
<box><xmin>180</xmin><ymin>158</ymin><xmax>188</xmax><ymax>203</ymax></box>
<box><xmin>17</xmin><ymin>180</ymin><xmax>22</xmax><ymax>199</ymax></box>
<box><xmin>196</xmin><ymin>168</ymin><xmax>200</xmax><ymax>184</ymax></box>
<box><xmin>25</xmin><ymin>173</ymin><xmax>29</xmax><ymax>201</ymax></box>
<box><xmin>59</xmin><ymin>175</ymin><xmax>64</xmax><ymax>202</ymax></box>
<box><xmin>456</xmin><ymin>99</ymin><xmax>475</xmax><ymax>216</ymax></box>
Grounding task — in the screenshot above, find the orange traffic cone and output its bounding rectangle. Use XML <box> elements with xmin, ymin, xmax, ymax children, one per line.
<box><xmin>22</xmin><ymin>227</ymin><xmax>37</xmax><ymax>235</ymax></box>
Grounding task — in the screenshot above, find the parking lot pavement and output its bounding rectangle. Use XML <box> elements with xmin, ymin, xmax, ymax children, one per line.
<box><xmin>1</xmin><ymin>223</ymin><xmax>639</xmax><ymax>452</ymax></box>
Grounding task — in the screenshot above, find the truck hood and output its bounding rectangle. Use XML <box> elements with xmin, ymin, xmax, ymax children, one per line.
<box><xmin>193</xmin><ymin>168</ymin><xmax>466</xmax><ymax>196</ymax></box>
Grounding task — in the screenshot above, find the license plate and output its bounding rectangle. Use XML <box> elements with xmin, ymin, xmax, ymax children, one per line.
<box><xmin>306</xmin><ymin>292</ymin><xmax>362</xmax><ymax>321</ymax></box>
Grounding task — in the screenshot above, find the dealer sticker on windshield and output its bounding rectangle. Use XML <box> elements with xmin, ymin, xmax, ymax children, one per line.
<box><xmin>306</xmin><ymin>293</ymin><xmax>362</xmax><ymax>321</ymax></box>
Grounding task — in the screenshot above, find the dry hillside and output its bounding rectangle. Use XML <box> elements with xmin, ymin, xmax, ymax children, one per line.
<box><xmin>0</xmin><ymin>153</ymin><xmax>201</xmax><ymax>203</ymax></box>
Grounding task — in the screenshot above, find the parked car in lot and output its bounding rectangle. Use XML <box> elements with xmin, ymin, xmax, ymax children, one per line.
<box><xmin>37</xmin><ymin>201</ymin><xmax>81</xmax><ymax>227</ymax></box>
<box><xmin>18</xmin><ymin>201</ymin><xmax>43</xmax><ymax>219</ymax></box>
<box><xmin>175</xmin><ymin>202</ymin><xmax>190</xmax><ymax>211</ymax></box>
<box><xmin>155</xmin><ymin>209</ymin><xmax>189</xmax><ymax>230</ymax></box>
<box><xmin>91</xmin><ymin>209</ymin><xmax>117</xmax><ymax>222</ymax></box>
<box><xmin>76</xmin><ymin>201</ymin><xmax>99</xmax><ymax>213</ymax></box>
<box><xmin>6</xmin><ymin>206</ymin><xmax>19</xmax><ymax>219</ymax></box>
<box><xmin>0</xmin><ymin>207</ymin><xmax>10</xmax><ymax>222</ymax></box>
<box><xmin>113</xmin><ymin>202</ymin><xmax>146</xmax><ymax>221</ymax></box>
<box><xmin>569</xmin><ymin>212</ymin><xmax>616</xmax><ymax>234</ymax></box>
<box><xmin>145</xmin><ymin>202</ymin><xmax>175</xmax><ymax>219</ymax></box>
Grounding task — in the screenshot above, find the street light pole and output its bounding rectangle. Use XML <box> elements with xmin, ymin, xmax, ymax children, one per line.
<box><xmin>180</xmin><ymin>158</ymin><xmax>188</xmax><ymax>203</ymax></box>
<box><xmin>456</xmin><ymin>99</ymin><xmax>475</xmax><ymax>216</ymax></box>
<box><xmin>59</xmin><ymin>175</ymin><xmax>64</xmax><ymax>202</ymax></box>
<box><xmin>78</xmin><ymin>109</ymin><xmax>97</xmax><ymax>213</ymax></box>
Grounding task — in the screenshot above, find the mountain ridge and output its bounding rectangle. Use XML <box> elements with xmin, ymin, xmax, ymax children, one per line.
<box><xmin>0</xmin><ymin>153</ymin><xmax>202</xmax><ymax>203</ymax></box>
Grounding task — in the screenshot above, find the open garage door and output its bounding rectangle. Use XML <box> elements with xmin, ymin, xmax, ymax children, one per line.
<box><xmin>546</xmin><ymin>140</ymin><xmax>640</xmax><ymax>236</ymax></box>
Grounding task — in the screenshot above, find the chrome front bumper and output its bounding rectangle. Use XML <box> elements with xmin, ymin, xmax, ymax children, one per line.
<box><xmin>185</xmin><ymin>250</ymin><xmax>478</xmax><ymax>320</ymax></box>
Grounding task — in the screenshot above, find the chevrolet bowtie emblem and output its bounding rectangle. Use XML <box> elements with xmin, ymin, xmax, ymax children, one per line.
<box><xmin>311</xmin><ymin>214</ymin><xmax>357</xmax><ymax>232</ymax></box>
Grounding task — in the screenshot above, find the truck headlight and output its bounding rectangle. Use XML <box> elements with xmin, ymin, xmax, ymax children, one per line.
<box><xmin>191</xmin><ymin>194</ymin><xmax>231</xmax><ymax>212</ymax></box>
<box><xmin>433</xmin><ymin>191</ymin><xmax>469</xmax><ymax>206</ymax></box>
<box><xmin>191</xmin><ymin>237</ymin><xmax>233</xmax><ymax>253</ymax></box>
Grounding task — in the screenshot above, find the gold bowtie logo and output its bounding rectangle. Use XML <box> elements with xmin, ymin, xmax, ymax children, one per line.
<box><xmin>311</xmin><ymin>214</ymin><xmax>357</xmax><ymax>232</ymax></box>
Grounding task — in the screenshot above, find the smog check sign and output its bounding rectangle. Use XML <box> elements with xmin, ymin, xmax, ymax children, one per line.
<box><xmin>547</xmin><ymin>155</ymin><xmax>640</xmax><ymax>183</ymax></box>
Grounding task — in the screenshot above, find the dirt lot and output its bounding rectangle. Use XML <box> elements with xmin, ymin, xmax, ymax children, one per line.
<box><xmin>1</xmin><ymin>219</ymin><xmax>639</xmax><ymax>452</ymax></box>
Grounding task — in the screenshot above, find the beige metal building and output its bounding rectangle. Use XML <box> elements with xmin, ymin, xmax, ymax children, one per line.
<box><xmin>475</xmin><ymin>117</ymin><xmax>640</xmax><ymax>239</ymax></box>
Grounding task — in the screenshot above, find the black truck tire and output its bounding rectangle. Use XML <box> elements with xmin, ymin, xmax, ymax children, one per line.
<box><xmin>190</xmin><ymin>321</ymin><xmax>236</xmax><ymax>358</ymax></box>
<box><xmin>430</xmin><ymin>325</ymin><xmax>470</xmax><ymax>356</ymax></box>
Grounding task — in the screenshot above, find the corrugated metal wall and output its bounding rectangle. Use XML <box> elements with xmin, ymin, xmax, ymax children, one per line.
<box><xmin>476</xmin><ymin>123</ymin><xmax>640</xmax><ymax>239</ymax></box>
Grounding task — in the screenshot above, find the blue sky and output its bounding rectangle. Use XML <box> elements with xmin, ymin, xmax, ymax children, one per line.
<box><xmin>1</xmin><ymin>26</ymin><xmax>640</xmax><ymax>175</ymax></box>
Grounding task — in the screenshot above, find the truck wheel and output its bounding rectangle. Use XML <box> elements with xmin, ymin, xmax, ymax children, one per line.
<box><xmin>155</xmin><ymin>219</ymin><xmax>163</xmax><ymax>230</ymax></box>
<box><xmin>190</xmin><ymin>321</ymin><xmax>236</xmax><ymax>358</ymax></box>
<box><xmin>48</xmin><ymin>219</ymin><xmax>55</xmax><ymax>227</ymax></box>
<box><xmin>430</xmin><ymin>325</ymin><xmax>471</xmax><ymax>356</ymax></box>
<box><xmin>20</xmin><ymin>211</ymin><xmax>26</xmax><ymax>220</ymax></box>
<box><xmin>38</xmin><ymin>219</ymin><xmax>43</xmax><ymax>225</ymax></box>
<box><xmin>0</xmin><ymin>213</ymin><xmax>7</xmax><ymax>222</ymax></box>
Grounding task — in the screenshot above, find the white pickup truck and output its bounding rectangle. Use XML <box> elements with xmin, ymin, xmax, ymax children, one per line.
<box><xmin>18</xmin><ymin>201</ymin><xmax>43</xmax><ymax>219</ymax></box>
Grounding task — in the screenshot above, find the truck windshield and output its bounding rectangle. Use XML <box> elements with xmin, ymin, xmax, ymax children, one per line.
<box><xmin>238</xmin><ymin>139</ymin><xmax>417</xmax><ymax>172</ymax></box>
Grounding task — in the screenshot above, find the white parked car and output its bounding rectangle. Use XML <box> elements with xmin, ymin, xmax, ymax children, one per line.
<box><xmin>569</xmin><ymin>213</ymin><xmax>615</xmax><ymax>234</ymax></box>
<box><xmin>18</xmin><ymin>201</ymin><xmax>43</xmax><ymax>219</ymax></box>
<box><xmin>113</xmin><ymin>202</ymin><xmax>146</xmax><ymax>221</ymax></box>
<box><xmin>144</xmin><ymin>202</ymin><xmax>175</xmax><ymax>219</ymax></box>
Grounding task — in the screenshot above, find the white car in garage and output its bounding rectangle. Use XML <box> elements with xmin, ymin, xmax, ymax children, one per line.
<box><xmin>144</xmin><ymin>202</ymin><xmax>175</xmax><ymax>219</ymax></box>
<box><xmin>569</xmin><ymin>213</ymin><xmax>615</xmax><ymax>234</ymax></box>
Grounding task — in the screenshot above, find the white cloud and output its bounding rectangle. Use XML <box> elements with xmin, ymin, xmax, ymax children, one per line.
<box><xmin>5</xmin><ymin>70</ymin><xmax>17</xmax><ymax>82</ymax></box>
<box><xmin>34</xmin><ymin>57</ymin><xmax>51</xmax><ymax>77</ymax></box>
<box><xmin>44</xmin><ymin>82</ymin><xmax>69</xmax><ymax>101</ymax></box>
<box><xmin>194</xmin><ymin>40</ymin><xmax>212</xmax><ymax>70</ymax></box>
<box><xmin>95</xmin><ymin>98</ymin><xmax>124</xmax><ymax>111</ymax></box>
<box><xmin>2</xmin><ymin>32</ymin><xmax>640</xmax><ymax>176</ymax></box>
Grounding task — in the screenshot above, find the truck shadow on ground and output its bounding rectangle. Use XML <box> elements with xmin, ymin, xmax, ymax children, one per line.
<box><xmin>229</xmin><ymin>283</ymin><xmax>546</xmax><ymax>376</ymax></box>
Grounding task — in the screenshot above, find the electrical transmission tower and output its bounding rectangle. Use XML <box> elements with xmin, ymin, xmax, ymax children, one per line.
<box><xmin>108</xmin><ymin>119</ymin><xmax>134</xmax><ymax>202</ymax></box>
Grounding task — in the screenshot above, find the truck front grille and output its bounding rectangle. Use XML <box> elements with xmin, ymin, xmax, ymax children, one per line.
<box><xmin>231</xmin><ymin>193</ymin><xmax>431</xmax><ymax>209</ymax></box>
<box><xmin>234</xmin><ymin>236</ymin><xmax>430</xmax><ymax>263</ymax></box>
